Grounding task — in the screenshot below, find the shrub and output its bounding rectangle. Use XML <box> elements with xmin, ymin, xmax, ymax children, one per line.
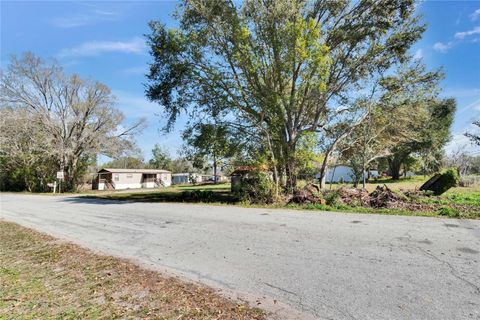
<box><xmin>323</xmin><ymin>190</ymin><xmax>340</xmax><ymax>206</ymax></box>
<box><xmin>436</xmin><ymin>168</ymin><xmax>460</xmax><ymax>194</ymax></box>
<box><xmin>420</xmin><ymin>168</ymin><xmax>460</xmax><ymax>196</ymax></box>
<box><xmin>437</xmin><ymin>206</ymin><xmax>461</xmax><ymax>218</ymax></box>
<box><xmin>234</xmin><ymin>171</ymin><xmax>275</xmax><ymax>204</ymax></box>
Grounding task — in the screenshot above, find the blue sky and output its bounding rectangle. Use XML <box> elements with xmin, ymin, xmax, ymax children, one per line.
<box><xmin>1</xmin><ymin>1</ymin><xmax>479</xmax><ymax>162</ymax></box>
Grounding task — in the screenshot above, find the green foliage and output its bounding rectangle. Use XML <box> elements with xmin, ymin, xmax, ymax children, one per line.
<box><xmin>323</xmin><ymin>190</ymin><xmax>340</xmax><ymax>206</ymax></box>
<box><xmin>146</xmin><ymin>0</ymin><xmax>424</xmax><ymax>189</ymax></box>
<box><xmin>234</xmin><ymin>172</ymin><xmax>275</xmax><ymax>204</ymax></box>
<box><xmin>149</xmin><ymin>144</ymin><xmax>173</xmax><ymax>170</ymax></box>
<box><xmin>183</xmin><ymin>123</ymin><xmax>238</xmax><ymax>175</ymax></box>
<box><xmin>436</xmin><ymin>206</ymin><xmax>461</xmax><ymax>218</ymax></box>
<box><xmin>296</xmin><ymin>132</ymin><xmax>322</xmax><ymax>176</ymax></box>
<box><xmin>103</xmin><ymin>156</ymin><xmax>145</xmax><ymax>169</ymax></box>
<box><xmin>433</xmin><ymin>168</ymin><xmax>460</xmax><ymax>195</ymax></box>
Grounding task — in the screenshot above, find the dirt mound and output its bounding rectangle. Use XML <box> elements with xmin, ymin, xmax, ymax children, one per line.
<box><xmin>369</xmin><ymin>185</ymin><xmax>401</xmax><ymax>208</ymax></box>
<box><xmin>337</xmin><ymin>187</ymin><xmax>370</xmax><ymax>206</ymax></box>
<box><xmin>288</xmin><ymin>184</ymin><xmax>325</xmax><ymax>204</ymax></box>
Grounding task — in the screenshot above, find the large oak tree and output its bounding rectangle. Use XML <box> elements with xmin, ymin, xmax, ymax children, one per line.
<box><xmin>145</xmin><ymin>0</ymin><xmax>425</xmax><ymax>190</ymax></box>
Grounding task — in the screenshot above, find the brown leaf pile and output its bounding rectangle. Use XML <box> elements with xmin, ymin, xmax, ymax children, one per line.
<box><xmin>0</xmin><ymin>221</ymin><xmax>266</xmax><ymax>320</ymax></box>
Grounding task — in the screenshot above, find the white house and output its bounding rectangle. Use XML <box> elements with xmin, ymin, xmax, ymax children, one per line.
<box><xmin>171</xmin><ymin>173</ymin><xmax>201</xmax><ymax>185</ymax></box>
<box><xmin>323</xmin><ymin>165</ymin><xmax>355</xmax><ymax>183</ymax></box>
<box><xmin>316</xmin><ymin>165</ymin><xmax>380</xmax><ymax>183</ymax></box>
<box><xmin>95</xmin><ymin>168</ymin><xmax>171</xmax><ymax>190</ymax></box>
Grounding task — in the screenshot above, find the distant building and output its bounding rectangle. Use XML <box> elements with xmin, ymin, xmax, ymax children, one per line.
<box><xmin>201</xmin><ymin>174</ymin><xmax>229</xmax><ymax>183</ymax></box>
<box><xmin>404</xmin><ymin>171</ymin><xmax>416</xmax><ymax>177</ymax></box>
<box><xmin>171</xmin><ymin>173</ymin><xmax>201</xmax><ymax>185</ymax></box>
<box><xmin>322</xmin><ymin>165</ymin><xmax>355</xmax><ymax>183</ymax></box>
<box><xmin>316</xmin><ymin>165</ymin><xmax>378</xmax><ymax>183</ymax></box>
<box><xmin>94</xmin><ymin>168</ymin><xmax>171</xmax><ymax>190</ymax></box>
<box><xmin>171</xmin><ymin>173</ymin><xmax>230</xmax><ymax>185</ymax></box>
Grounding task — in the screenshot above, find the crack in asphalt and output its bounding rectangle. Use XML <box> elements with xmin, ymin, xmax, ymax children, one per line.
<box><xmin>401</xmin><ymin>228</ymin><xmax>480</xmax><ymax>294</ymax></box>
<box><xmin>415</xmin><ymin>245</ymin><xmax>480</xmax><ymax>294</ymax></box>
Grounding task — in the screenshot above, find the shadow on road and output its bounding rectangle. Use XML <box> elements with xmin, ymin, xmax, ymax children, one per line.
<box><xmin>60</xmin><ymin>196</ymin><xmax>132</xmax><ymax>205</ymax></box>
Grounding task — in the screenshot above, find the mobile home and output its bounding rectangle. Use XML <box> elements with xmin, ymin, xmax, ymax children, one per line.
<box><xmin>95</xmin><ymin>168</ymin><xmax>171</xmax><ymax>190</ymax></box>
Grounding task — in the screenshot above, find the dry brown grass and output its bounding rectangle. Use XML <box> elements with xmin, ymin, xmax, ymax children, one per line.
<box><xmin>0</xmin><ymin>221</ymin><xmax>265</xmax><ymax>320</ymax></box>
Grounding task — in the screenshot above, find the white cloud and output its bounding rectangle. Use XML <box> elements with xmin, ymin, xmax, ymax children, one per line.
<box><xmin>433</xmin><ymin>42</ymin><xmax>452</xmax><ymax>53</ymax></box>
<box><xmin>457</xmin><ymin>98</ymin><xmax>480</xmax><ymax>114</ymax></box>
<box><xmin>51</xmin><ymin>9</ymin><xmax>119</xmax><ymax>28</ymax></box>
<box><xmin>58</xmin><ymin>37</ymin><xmax>146</xmax><ymax>58</ymax></box>
<box><xmin>413</xmin><ymin>48</ymin><xmax>423</xmax><ymax>59</ymax></box>
<box><xmin>454</xmin><ymin>26</ymin><xmax>480</xmax><ymax>39</ymax></box>
<box><xmin>471</xmin><ymin>8</ymin><xmax>480</xmax><ymax>21</ymax></box>
<box><xmin>121</xmin><ymin>66</ymin><xmax>148</xmax><ymax>76</ymax></box>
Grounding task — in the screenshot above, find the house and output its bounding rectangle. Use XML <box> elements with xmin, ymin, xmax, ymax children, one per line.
<box><xmin>201</xmin><ymin>174</ymin><xmax>230</xmax><ymax>183</ymax></box>
<box><xmin>316</xmin><ymin>165</ymin><xmax>379</xmax><ymax>183</ymax></box>
<box><xmin>94</xmin><ymin>168</ymin><xmax>171</xmax><ymax>190</ymax></box>
<box><xmin>322</xmin><ymin>165</ymin><xmax>355</xmax><ymax>183</ymax></box>
<box><xmin>171</xmin><ymin>173</ymin><xmax>201</xmax><ymax>185</ymax></box>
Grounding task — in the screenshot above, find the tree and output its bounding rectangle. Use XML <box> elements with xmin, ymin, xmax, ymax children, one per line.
<box><xmin>0</xmin><ymin>107</ymin><xmax>57</xmax><ymax>191</ymax></box>
<box><xmin>149</xmin><ymin>144</ymin><xmax>173</xmax><ymax>170</ymax></box>
<box><xmin>0</xmin><ymin>53</ymin><xmax>144</xmax><ymax>191</ymax></box>
<box><xmin>183</xmin><ymin>123</ymin><xmax>238</xmax><ymax>183</ymax></box>
<box><xmin>465</xmin><ymin>120</ymin><xmax>480</xmax><ymax>146</ymax></box>
<box><xmin>385</xmin><ymin>98</ymin><xmax>456</xmax><ymax>179</ymax></box>
<box><xmin>336</xmin><ymin>61</ymin><xmax>445</xmax><ymax>185</ymax></box>
<box><xmin>103</xmin><ymin>156</ymin><xmax>146</xmax><ymax>169</ymax></box>
<box><xmin>146</xmin><ymin>0</ymin><xmax>424</xmax><ymax>191</ymax></box>
<box><xmin>170</xmin><ymin>157</ymin><xmax>194</xmax><ymax>173</ymax></box>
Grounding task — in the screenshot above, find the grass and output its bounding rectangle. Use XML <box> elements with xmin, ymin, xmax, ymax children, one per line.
<box><xmin>324</xmin><ymin>176</ymin><xmax>480</xmax><ymax>206</ymax></box>
<box><xmin>0</xmin><ymin>220</ymin><xmax>265</xmax><ymax>320</ymax></box>
<box><xmin>91</xmin><ymin>183</ymin><xmax>236</xmax><ymax>203</ymax></box>
<box><xmin>79</xmin><ymin>177</ymin><xmax>480</xmax><ymax>219</ymax></box>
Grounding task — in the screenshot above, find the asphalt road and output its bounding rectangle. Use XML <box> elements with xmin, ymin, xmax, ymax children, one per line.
<box><xmin>1</xmin><ymin>193</ymin><xmax>479</xmax><ymax>319</ymax></box>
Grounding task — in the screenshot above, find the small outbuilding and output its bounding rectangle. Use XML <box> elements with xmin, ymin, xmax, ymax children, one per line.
<box><xmin>94</xmin><ymin>168</ymin><xmax>171</xmax><ymax>191</ymax></box>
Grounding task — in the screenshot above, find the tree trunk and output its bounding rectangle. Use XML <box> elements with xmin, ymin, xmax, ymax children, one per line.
<box><xmin>285</xmin><ymin>160</ymin><xmax>297</xmax><ymax>191</ymax></box>
<box><xmin>318</xmin><ymin>149</ymin><xmax>331</xmax><ymax>189</ymax></box>
<box><xmin>213</xmin><ymin>152</ymin><xmax>217</xmax><ymax>184</ymax></box>
<box><xmin>388</xmin><ymin>154</ymin><xmax>404</xmax><ymax>180</ymax></box>
<box><xmin>284</xmin><ymin>139</ymin><xmax>298</xmax><ymax>192</ymax></box>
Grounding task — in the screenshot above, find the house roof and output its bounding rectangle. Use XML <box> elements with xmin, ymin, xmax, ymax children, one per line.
<box><xmin>172</xmin><ymin>173</ymin><xmax>196</xmax><ymax>176</ymax></box>
<box><xmin>98</xmin><ymin>168</ymin><xmax>171</xmax><ymax>174</ymax></box>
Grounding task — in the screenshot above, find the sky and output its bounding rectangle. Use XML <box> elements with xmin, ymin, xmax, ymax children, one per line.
<box><xmin>1</xmin><ymin>0</ymin><xmax>479</xmax><ymax>163</ymax></box>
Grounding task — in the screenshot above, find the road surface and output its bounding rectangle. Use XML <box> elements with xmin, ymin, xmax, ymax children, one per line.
<box><xmin>1</xmin><ymin>193</ymin><xmax>479</xmax><ymax>319</ymax></box>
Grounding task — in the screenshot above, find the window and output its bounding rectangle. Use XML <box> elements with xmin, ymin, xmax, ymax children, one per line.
<box><xmin>114</xmin><ymin>174</ymin><xmax>119</xmax><ymax>182</ymax></box>
<box><xmin>126</xmin><ymin>174</ymin><xmax>133</xmax><ymax>178</ymax></box>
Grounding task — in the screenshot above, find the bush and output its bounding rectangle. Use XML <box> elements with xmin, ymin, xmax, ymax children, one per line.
<box><xmin>437</xmin><ymin>206</ymin><xmax>461</xmax><ymax>218</ymax></box>
<box><xmin>435</xmin><ymin>168</ymin><xmax>460</xmax><ymax>195</ymax></box>
<box><xmin>234</xmin><ymin>171</ymin><xmax>275</xmax><ymax>204</ymax></box>
<box><xmin>420</xmin><ymin>168</ymin><xmax>460</xmax><ymax>196</ymax></box>
<box><xmin>323</xmin><ymin>190</ymin><xmax>340</xmax><ymax>206</ymax></box>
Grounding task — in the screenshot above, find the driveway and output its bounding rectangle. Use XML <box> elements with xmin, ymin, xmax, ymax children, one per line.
<box><xmin>1</xmin><ymin>193</ymin><xmax>479</xmax><ymax>319</ymax></box>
